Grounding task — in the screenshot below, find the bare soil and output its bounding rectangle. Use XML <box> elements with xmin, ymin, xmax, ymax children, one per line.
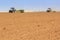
<box><xmin>0</xmin><ymin>12</ymin><xmax>60</xmax><ymax>40</ymax></box>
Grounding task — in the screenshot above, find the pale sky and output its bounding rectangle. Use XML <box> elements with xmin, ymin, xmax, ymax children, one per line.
<box><xmin>0</xmin><ymin>0</ymin><xmax>60</xmax><ymax>11</ymax></box>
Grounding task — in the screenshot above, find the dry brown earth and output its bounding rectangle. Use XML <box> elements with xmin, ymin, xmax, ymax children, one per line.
<box><xmin>0</xmin><ymin>12</ymin><xmax>60</xmax><ymax>40</ymax></box>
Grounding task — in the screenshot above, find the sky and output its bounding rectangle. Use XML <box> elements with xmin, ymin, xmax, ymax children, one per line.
<box><xmin>0</xmin><ymin>0</ymin><xmax>60</xmax><ymax>12</ymax></box>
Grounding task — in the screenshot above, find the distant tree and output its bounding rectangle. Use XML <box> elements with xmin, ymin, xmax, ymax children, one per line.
<box><xmin>46</xmin><ymin>8</ymin><xmax>52</xmax><ymax>12</ymax></box>
<box><xmin>53</xmin><ymin>11</ymin><xmax>56</xmax><ymax>12</ymax></box>
<box><xmin>18</xmin><ymin>10</ymin><xmax>24</xmax><ymax>13</ymax></box>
